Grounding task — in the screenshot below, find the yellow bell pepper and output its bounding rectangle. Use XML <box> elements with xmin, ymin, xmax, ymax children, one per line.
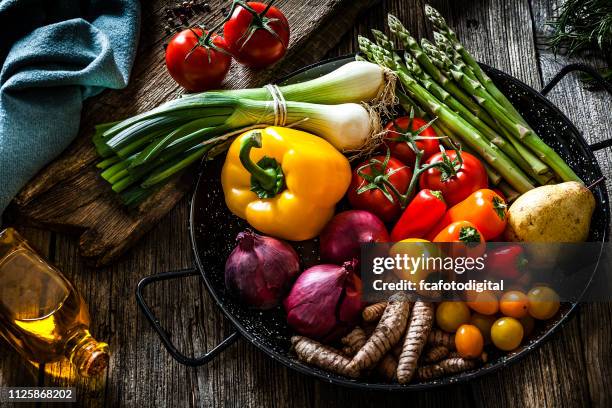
<box><xmin>221</xmin><ymin>126</ymin><xmax>351</xmax><ymax>241</ymax></box>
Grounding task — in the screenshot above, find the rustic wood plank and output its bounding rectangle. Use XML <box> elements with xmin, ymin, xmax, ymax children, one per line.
<box><xmin>2</xmin><ymin>0</ymin><xmax>611</xmax><ymax>406</ymax></box>
<box><xmin>9</xmin><ymin>0</ymin><xmax>378</xmax><ymax>267</ymax></box>
<box><xmin>531</xmin><ymin>2</ymin><xmax>612</xmax><ymax>407</ymax></box>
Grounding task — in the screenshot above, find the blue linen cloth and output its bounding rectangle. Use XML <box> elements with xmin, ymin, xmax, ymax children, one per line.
<box><xmin>0</xmin><ymin>0</ymin><xmax>141</xmax><ymax>215</ymax></box>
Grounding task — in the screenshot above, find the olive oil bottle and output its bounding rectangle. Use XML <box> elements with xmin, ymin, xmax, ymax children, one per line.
<box><xmin>0</xmin><ymin>228</ymin><xmax>109</xmax><ymax>377</ymax></box>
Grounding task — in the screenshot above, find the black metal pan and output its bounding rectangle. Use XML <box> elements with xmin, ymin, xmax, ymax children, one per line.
<box><xmin>136</xmin><ymin>55</ymin><xmax>612</xmax><ymax>390</ymax></box>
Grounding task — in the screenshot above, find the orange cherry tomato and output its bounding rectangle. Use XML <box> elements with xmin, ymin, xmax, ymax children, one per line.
<box><xmin>466</xmin><ymin>290</ymin><xmax>499</xmax><ymax>315</ymax></box>
<box><xmin>527</xmin><ymin>286</ymin><xmax>560</xmax><ymax>320</ymax></box>
<box><xmin>500</xmin><ymin>290</ymin><xmax>529</xmax><ymax>318</ymax></box>
<box><xmin>455</xmin><ymin>324</ymin><xmax>484</xmax><ymax>358</ymax></box>
<box><xmin>428</xmin><ymin>189</ymin><xmax>508</xmax><ymax>240</ymax></box>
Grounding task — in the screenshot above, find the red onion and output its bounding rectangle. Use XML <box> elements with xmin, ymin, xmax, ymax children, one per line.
<box><xmin>225</xmin><ymin>230</ymin><xmax>300</xmax><ymax>310</ymax></box>
<box><xmin>319</xmin><ymin>210</ymin><xmax>389</xmax><ymax>264</ymax></box>
<box><xmin>283</xmin><ymin>259</ymin><xmax>363</xmax><ymax>342</ymax></box>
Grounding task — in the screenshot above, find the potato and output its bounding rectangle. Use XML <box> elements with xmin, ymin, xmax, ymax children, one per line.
<box><xmin>504</xmin><ymin>181</ymin><xmax>595</xmax><ymax>243</ymax></box>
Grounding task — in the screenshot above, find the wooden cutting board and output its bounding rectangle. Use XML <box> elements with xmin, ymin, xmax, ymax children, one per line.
<box><xmin>6</xmin><ymin>0</ymin><xmax>378</xmax><ymax>266</ymax></box>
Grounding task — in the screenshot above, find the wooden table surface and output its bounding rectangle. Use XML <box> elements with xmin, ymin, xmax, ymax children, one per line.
<box><xmin>1</xmin><ymin>0</ymin><xmax>611</xmax><ymax>407</ymax></box>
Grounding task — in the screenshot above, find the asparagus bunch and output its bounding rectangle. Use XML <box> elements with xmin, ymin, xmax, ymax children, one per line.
<box><xmin>358</xmin><ymin>7</ymin><xmax>580</xmax><ymax>194</ymax></box>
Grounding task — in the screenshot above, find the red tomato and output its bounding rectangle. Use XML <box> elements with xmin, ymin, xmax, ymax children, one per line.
<box><xmin>165</xmin><ymin>29</ymin><xmax>231</xmax><ymax>92</ymax></box>
<box><xmin>419</xmin><ymin>150</ymin><xmax>487</xmax><ymax>206</ymax></box>
<box><xmin>384</xmin><ymin>116</ymin><xmax>439</xmax><ymax>166</ymax></box>
<box><xmin>223</xmin><ymin>2</ymin><xmax>290</xmax><ymax>68</ymax></box>
<box><xmin>348</xmin><ymin>154</ymin><xmax>412</xmax><ymax>223</ymax></box>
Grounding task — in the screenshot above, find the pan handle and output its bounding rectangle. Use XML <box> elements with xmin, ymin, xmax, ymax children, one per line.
<box><xmin>541</xmin><ymin>63</ymin><xmax>612</xmax><ymax>152</ymax></box>
<box><xmin>136</xmin><ymin>268</ymin><xmax>240</xmax><ymax>367</ymax></box>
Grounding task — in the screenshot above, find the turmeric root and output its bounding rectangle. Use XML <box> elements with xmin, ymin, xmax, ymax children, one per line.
<box><xmin>375</xmin><ymin>354</ymin><xmax>398</xmax><ymax>381</ymax></box>
<box><xmin>340</xmin><ymin>327</ymin><xmax>367</xmax><ymax>357</ymax></box>
<box><xmin>427</xmin><ymin>329</ymin><xmax>456</xmax><ymax>349</ymax></box>
<box><xmin>439</xmin><ymin>357</ymin><xmax>478</xmax><ymax>374</ymax></box>
<box><xmin>292</xmin><ymin>336</ymin><xmax>359</xmax><ymax>378</ymax></box>
<box><xmin>396</xmin><ymin>301</ymin><xmax>434</xmax><ymax>384</ymax></box>
<box><xmin>416</xmin><ymin>364</ymin><xmax>445</xmax><ymax>381</ymax></box>
<box><xmin>448</xmin><ymin>351</ymin><xmax>488</xmax><ymax>363</ymax></box>
<box><xmin>421</xmin><ymin>345</ymin><xmax>449</xmax><ymax>364</ymax></box>
<box><xmin>349</xmin><ymin>293</ymin><xmax>411</xmax><ymax>371</ymax></box>
<box><xmin>391</xmin><ymin>334</ymin><xmax>405</xmax><ymax>358</ymax></box>
<box><xmin>362</xmin><ymin>302</ymin><xmax>387</xmax><ymax>322</ymax></box>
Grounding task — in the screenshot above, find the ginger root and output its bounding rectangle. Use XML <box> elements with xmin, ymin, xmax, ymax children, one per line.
<box><xmin>362</xmin><ymin>302</ymin><xmax>387</xmax><ymax>322</ymax></box>
<box><xmin>349</xmin><ymin>293</ymin><xmax>411</xmax><ymax>371</ymax></box>
<box><xmin>428</xmin><ymin>329</ymin><xmax>455</xmax><ymax>349</ymax></box>
<box><xmin>292</xmin><ymin>336</ymin><xmax>359</xmax><ymax>378</ymax></box>
<box><xmin>376</xmin><ymin>353</ymin><xmax>398</xmax><ymax>381</ymax></box>
<box><xmin>396</xmin><ymin>301</ymin><xmax>434</xmax><ymax>384</ymax></box>
<box><xmin>417</xmin><ymin>355</ymin><xmax>480</xmax><ymax>381</ymax></box>
<box><xmin>341</xmin><ymin>327</ymin><xmax>367</xmax><ymax>357</ymax></box>
<box><xmin>421</xmin><ymin>345</ymin><xmax>449</xmax><ymax>364</ymax></box>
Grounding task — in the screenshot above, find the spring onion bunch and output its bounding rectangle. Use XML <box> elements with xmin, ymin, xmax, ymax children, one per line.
<box><xmin>357</xmin><ymin>7</ymin><xmax>581</xmax><ymax>195</ymax></box>
<box><xmin>94</xmin><ymin>61</ymin><xmax>394</xmax><ymax>206</ymax></box>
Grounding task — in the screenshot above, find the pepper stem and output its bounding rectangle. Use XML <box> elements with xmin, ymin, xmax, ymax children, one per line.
<box><xmin>239</xmin><ymin>132</ymin><xmax>285</xmax><ymax>199</ymax></box>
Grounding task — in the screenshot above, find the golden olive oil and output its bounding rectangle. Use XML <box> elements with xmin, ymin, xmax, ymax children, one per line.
<box><xmin>0</xmin><ymin>228</ymin><xmax>109</xmax><ymax>377</ymax></box>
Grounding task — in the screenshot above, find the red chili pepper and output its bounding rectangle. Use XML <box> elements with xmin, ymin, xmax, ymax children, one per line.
<box><xmin>486</xmin><ymin>245</ymin><xmax>528</xmax><ymax>279</ymax></box>
<box><xmin>390</xmin><ymin>189</ymin><xmax>446</xmax><ymax>241</ymax></box>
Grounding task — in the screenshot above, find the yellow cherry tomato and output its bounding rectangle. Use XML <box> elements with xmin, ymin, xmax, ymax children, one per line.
<box><xmin>491</xmin><ymin>317</ymin><xmax>524</xmax><ymax>351</ymax></box>
<box><xmin>499</xmin><ymin>290</ymin><xmax>529</xmax><ymax>318</ymax></box>
<box><xmin>528</xmin><ymin>286</ymin><xmax>561</xmax><ymax>320</ymax></box>
<box><xmin>519</xmin><ymin>315</ymin><xmax>535</xmax><ymax>338</ymax></box>
<box><xmin>455</xmin><ymin>324</ymin><xmax>484</xmax><ymax>358</ymax></box>
<box><xmin>470</xmin><ymin>313</ymin><xmax>496</xmax><ymax>344</ymax></box>
<box><xmin>466</xmin><ymin>290</ymin><xmax>499</xmax><ymax>315</ymax></box>
<box><xmin>436</xmin><ymin>301</ymin><xmax>471</xmax><ymax>333</ymax></box>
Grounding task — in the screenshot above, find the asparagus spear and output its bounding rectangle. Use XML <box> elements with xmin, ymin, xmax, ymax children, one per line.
<box><xmin>421</xmin><ymin>40</ymin><xmax>551</xmax><ymax>178</ymax></box>
<box><xmin>386</xmin><ymin>14</ymin><xmax>495</xmax><ymax>128</ymax></box>
<box><xmin>424</xmin><ymin>5</ymin><xmax>580</xmax><ymax>182</ymax></box>
<box><xmin>359</xmin><ymin>36</ymin><xmax>535</xmax><ymax>193</ymax></box>
<box><xmin>424</xmin><ymin>5</ymin><xmax>523</xmax><ymax>120</ymax></box>
<box><xmin>372</xmin><ymin>30</ymin><xmax>512</xmax><ymax>154</ymax></box>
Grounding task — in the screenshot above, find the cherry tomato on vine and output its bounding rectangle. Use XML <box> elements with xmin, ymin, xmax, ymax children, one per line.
<box><xmin>165</xmin><ymin>28</ymin><xmax>231</xmax><ymax>92</ymax></box>
<box><xmin>223</xmin><ymin>2</ymin><xmax>290</xmax><ymax>68</ymax></box>
<box><xmin>348</xmin><ymin>153</ymin><xmax>412</xmax><ymax>223</ymax></box>
<box><xmin>419</xmin><ymin>150</ymin><xmax>487</xmax><ymax>206</ymax></box>
<box><xmin>383</xmin><ymin>116</ymin><xmax>439</xmax><ymax>166</ymax></box>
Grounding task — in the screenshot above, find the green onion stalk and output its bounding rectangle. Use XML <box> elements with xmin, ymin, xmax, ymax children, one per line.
<box><xmin>94</xmin><ymin>60</ymin><xmax>396</xmax><ymax>205</ymax></box>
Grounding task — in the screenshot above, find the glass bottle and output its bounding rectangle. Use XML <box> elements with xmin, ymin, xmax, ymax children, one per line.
<box><xmin>0</xmin><ymin>228</ymin><xmax>109</xmax><ymax>377</ymax></box>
